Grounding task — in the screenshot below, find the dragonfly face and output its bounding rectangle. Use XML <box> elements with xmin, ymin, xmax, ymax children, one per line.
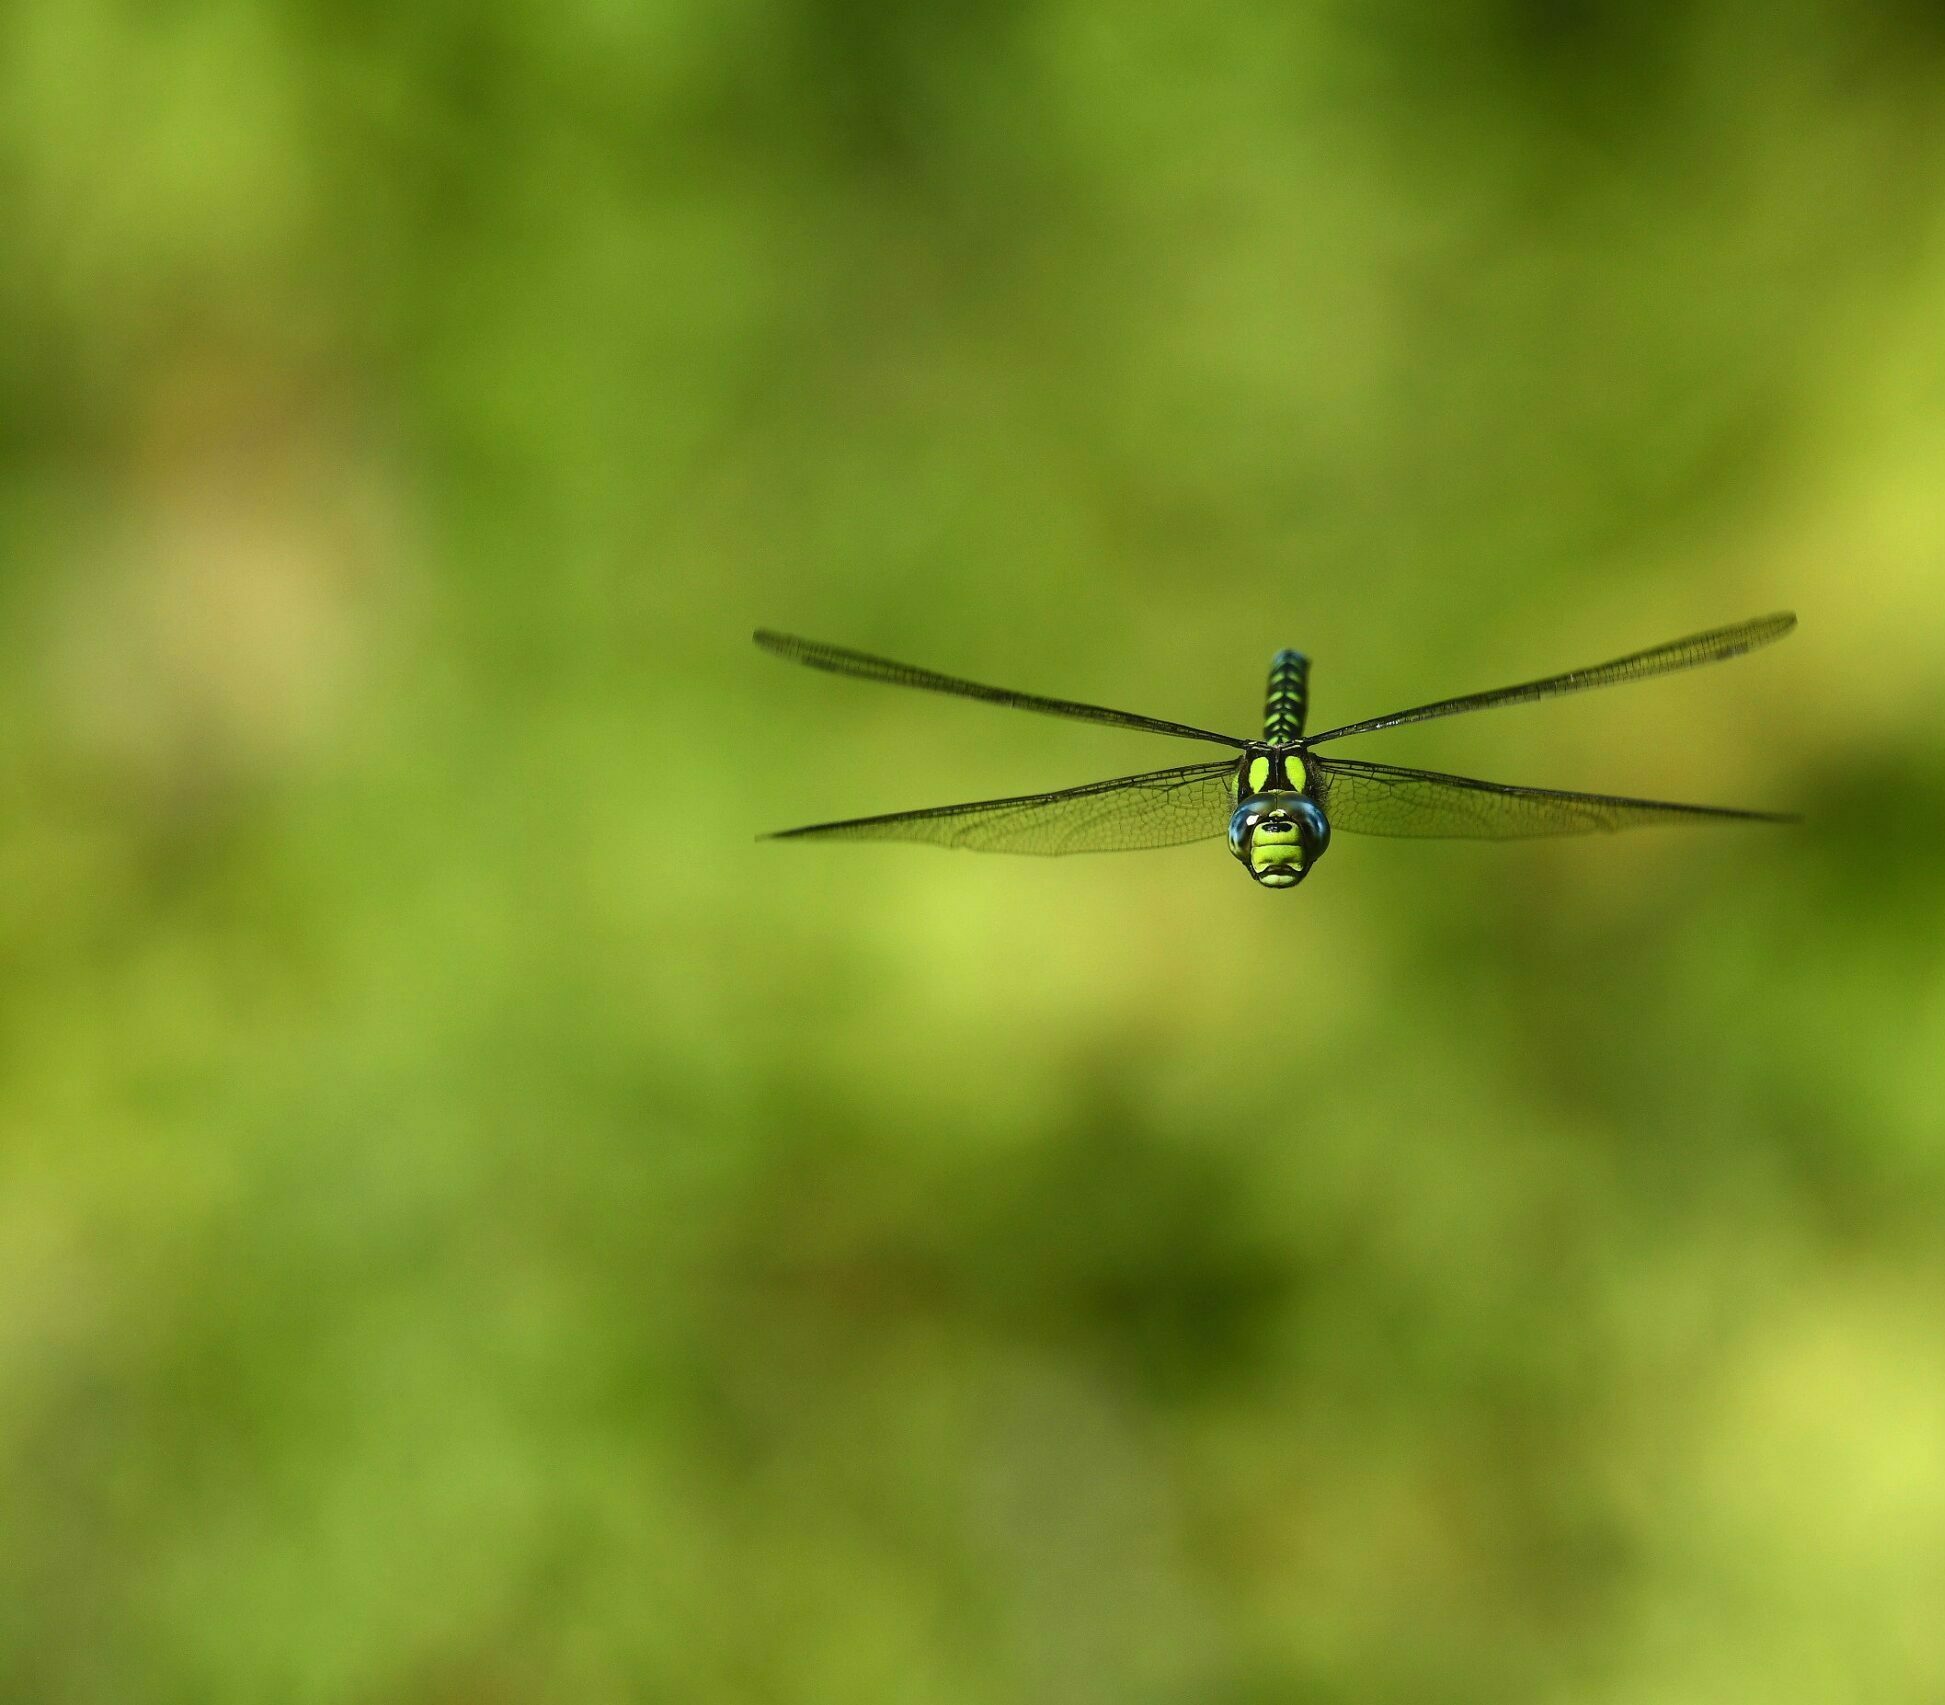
<box><xmin>1228</xmin><ymin>746</ymin><xmax>1330</xmax><ymax>888</ymax></box>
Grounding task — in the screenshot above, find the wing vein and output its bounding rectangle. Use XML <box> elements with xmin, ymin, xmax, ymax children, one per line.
<box><xmin>763</xmin><ymin>760</ymin><xmax>1239</xmax><ymax>856</ymax></box>
<box><xmin>1306</xmin><ymin>613</ymin><xmax>1795</xmax><ymax>745</ymax></box>
<box><xmin>1310</xmin><ymin>755</ymin><xmax>1795</xmax><ymax>840</ymax></box>
<box><xmin>756</xmin><ymin>631</ymin><xmax>1246</xmax><ymax>749</ymax></box>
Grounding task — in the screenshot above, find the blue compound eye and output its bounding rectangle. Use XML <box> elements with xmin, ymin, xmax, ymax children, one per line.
<box><xmin>1227</xmin><ymin>799</ymin><xmax>1261</xmax><ymax>858</ymax></box>
<box><xmin>1291</xmin><ymin>797</ymin><xmax>1330</xmax><ymax>857</ymax></box>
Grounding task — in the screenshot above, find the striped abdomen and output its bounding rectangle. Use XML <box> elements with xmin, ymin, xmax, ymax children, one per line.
<box><xmin>1263</xmin><ymin>649</ymin><xmax>1309</xmax><ymax>742</ymax></box>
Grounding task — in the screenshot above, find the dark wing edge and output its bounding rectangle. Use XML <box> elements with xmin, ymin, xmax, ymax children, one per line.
<box><xmin>754</xmin><ymin>631</ymin><xmax>1246</xmax><ymax>749</ymax></box>
<box><xmin>761</xmin><ymin>760</ymin><xmax>1239</xmax><ymax>855</ymax></box>
<box><xmin>1309</xmin><ymin>755</ymin><xmax>1797</xmax><ymax>840</ymax></box>
<box><xmin>1305</xmin><ymin>612</ymin><xmax>1796</xmax><ymax>745</ymax></box>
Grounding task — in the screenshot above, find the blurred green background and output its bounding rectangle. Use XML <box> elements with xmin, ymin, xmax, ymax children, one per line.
<box><xmin>4</xmin><ymin>2</ymin><xmax>1945</xmax><ymax>1701</ymax></box>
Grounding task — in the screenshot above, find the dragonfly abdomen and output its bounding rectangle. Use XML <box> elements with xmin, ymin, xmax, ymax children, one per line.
<box><xmin>1263</xmin><ymin>650</ymin><xmax>1310</xmax><ymax>742</ymax></box>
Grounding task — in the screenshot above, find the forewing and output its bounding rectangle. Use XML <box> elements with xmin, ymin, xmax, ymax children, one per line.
<box><xmin>1310</xmin><ymin>756</ymin><xmax>1795</xmax><ymax>840</ymax></box>
<box><xmin>755</xmin><ymin>631</ymin><xmax>1245</xmax><ymax>749</ymax></box>
<box><xmin>1306</xmin><ymin>612</ymin><xmax>1795</xmax><ymax>745</ymax></box>
<box><xmin>765</xmin><ymin>761</ymin><xmax>1239</xmax><ymax>855</ymax></box>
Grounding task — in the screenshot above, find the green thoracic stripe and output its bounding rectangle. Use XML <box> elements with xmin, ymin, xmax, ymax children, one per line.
<box><xmin>1263</xmin><ymin>649</ymin><xmax>1310</xmax><ymax>741</ymax></box>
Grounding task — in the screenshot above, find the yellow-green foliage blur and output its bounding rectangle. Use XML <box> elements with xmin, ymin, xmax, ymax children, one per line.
<box><xmin>4</xmin><ymin>3</ymin><xmax>1945</xmax><ymax>1701</ymax></box>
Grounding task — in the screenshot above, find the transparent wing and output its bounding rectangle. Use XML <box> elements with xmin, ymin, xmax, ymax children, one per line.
<box><xmin>764</xmin><ymin>761</ymin><xmax>1239</xmax><ymax>855</ymax></box>
<box><xmin>1305</xmin><ymin>613</ymin><xmax>1795</xmax><ymax>745</ymax></box>
<box><xmin>755</xmin><ymin>631</ymin><xmax>1246</xmax><ymax>750</ymax></box>
<box><xmin>1310</xmin><ymin>755</ymin><xmax>1795</xmax><ymax>840</ymax></box>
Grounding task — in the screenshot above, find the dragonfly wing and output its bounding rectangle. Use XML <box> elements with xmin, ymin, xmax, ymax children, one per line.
<box><xmin>1306</xmin><ymin>612</ymin><xmax>1795</xmax><ymax>745</ymax></box>
<box><xmin>765</xmin><ymin>761</ymin><xmax>1239</xmax><ymax>855</ymax></box>
<box><xmin>755</xmin><ymin>631</ymin><xmax>1246</xmax><ymax>749</ymax></box>
<box><xmin>1309</xmin><ymin>755</ymin><xmax>1795</xmax><ymax>840</ymax></box>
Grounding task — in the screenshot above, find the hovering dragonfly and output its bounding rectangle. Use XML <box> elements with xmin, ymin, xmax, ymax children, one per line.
<box><xmin>755</xmin><ymin>614</ymin><xmax>1795</xmax><ymax>889</ymax></box>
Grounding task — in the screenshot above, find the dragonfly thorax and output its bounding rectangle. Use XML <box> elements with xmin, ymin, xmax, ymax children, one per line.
<box><xmin>1229</xmin><ymin>747</ymin><xmax>1329</xmax><ymax>889</ymax></box>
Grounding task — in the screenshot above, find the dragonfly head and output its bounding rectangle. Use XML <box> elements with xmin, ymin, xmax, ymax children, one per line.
<box><xmin>1228</xmin><ymin>793</ymin><xmax>1330</xmax><ymax>889</ymax></box>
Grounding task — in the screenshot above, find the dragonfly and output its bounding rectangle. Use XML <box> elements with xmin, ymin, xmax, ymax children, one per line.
<box><xmin>755</xmin><ymin>613</ymin><xmax>1796</xmax><ymax>890</ymax></box>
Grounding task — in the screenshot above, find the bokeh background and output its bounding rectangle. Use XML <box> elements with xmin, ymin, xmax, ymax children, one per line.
<box><xmin>4</xmin><ymin>3</ymin><xmax>1945</xmax><ymax>1701</ymax></box>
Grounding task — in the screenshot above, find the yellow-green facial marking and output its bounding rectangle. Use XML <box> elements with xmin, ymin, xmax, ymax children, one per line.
<box><xmin>1247</xmin><ymin>818</ymin><xmax>1306</xmax><ymax>886</ymax></box>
